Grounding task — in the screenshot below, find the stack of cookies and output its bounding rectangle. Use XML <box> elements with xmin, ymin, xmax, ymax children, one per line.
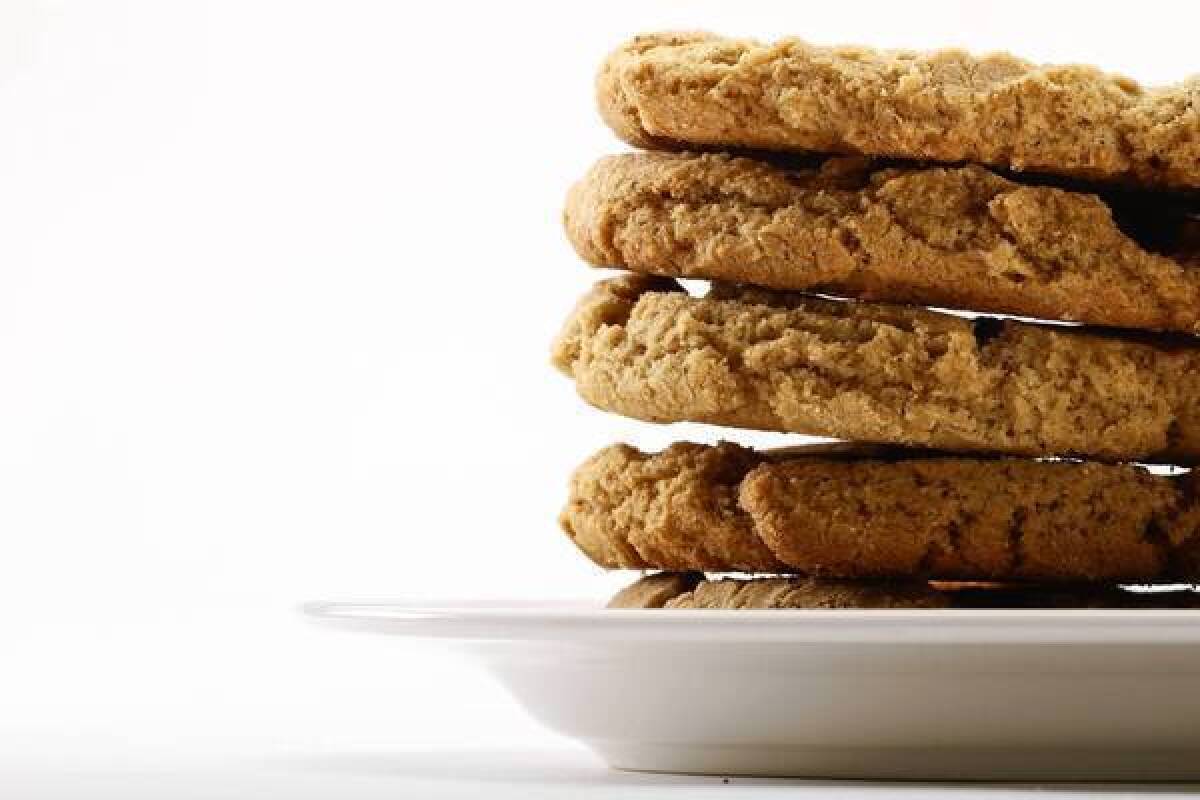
<box><xmin>553</xmin><ymin>31</ymin><xmax>1200</xmax><ymax>610</ymax></box>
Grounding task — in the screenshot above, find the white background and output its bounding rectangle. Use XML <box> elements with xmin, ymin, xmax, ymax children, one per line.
<box><xmin>1</xmin><ymin>1</ymin><xmax>1198</xmax><ymax>795</ymax></box>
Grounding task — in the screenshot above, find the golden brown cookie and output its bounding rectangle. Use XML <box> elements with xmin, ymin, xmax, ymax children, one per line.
<box><xmin>607</xmin><ymin>571</ymin><xmax>704</xmax><ymax>608</ymax></box>
<box><xmin>560</xmin><ymin>439</ymin><xmax>785</xmax><ymax>573</ymax></box>
<box><xmin>598</xmin><ymin>32</ymin><xmax>1200</xmax><ymax>189</ymax></box>
<box><xmin>608</xmin><ymin>572</ymin><xmax>952</xmax><ymax>609</ymax></box>
<box><xmin>565</xmin><ymin>152</ymin><xmax>1200</xmax><ymax>333</ymax></box>
<box><xmin>610</xmin><ymin>572</ymin><xmax>1200</xmax><ymax>609</ymax></box>
<box><xmin>563</xmin><ymin>442</ymin><xmax>1200</xmax><ymax>582</ymax></box>
<box><xmin>551</xmin><ymin>276</ymin><xmax>1200</xmax><ymax>464</ymax></box>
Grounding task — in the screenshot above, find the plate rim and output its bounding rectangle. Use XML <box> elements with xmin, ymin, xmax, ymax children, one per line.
<box><xmin>302</xmin><ymin>599</ymin><xmax>1200</xmax><ymax>645</ymax></box>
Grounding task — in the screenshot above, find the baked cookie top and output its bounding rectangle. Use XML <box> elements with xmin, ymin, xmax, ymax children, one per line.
<box><xmin>565</xmin><ymin>152</ymin><xmax>1200</xmax><ymax>333</ymax></box>
<box><xmin>598</xmin><ymin>32</ymin><xmax>1200</xmax><ymax>190</ymax></box>
<box><xmin>564</xmin><ymin>441</ymin><xmax>1200</xmax><ymax>582</ymax></box>
<box><xmin>552</xmin><ymin>276</ymin><xmax>1200</xmax><ymax>464</ymax></box>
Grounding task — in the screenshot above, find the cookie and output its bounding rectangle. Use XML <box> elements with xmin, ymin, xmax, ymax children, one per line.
<box><xmin>551</xmin><ymin>276</ymin><xmax>1200</xmax><ymax>464</ymax></box>
<box><xmin>563</xmin><ymin>442</ymin><xmax>1200</xmax><ymax>581</ymax></box>
<box><xmin>608</xmin><ymin>572</ymin><xmax>952</xmax><ymax>609</ymax></box>
<box><xmin>558</xmin><ymin>439</ymin><xmax>785</xmax><ymax>572</ymax></box>
<box><xmin>598</xmin><ymin>32</ymin><xmax>1200</xmax><ymax>189</ymax></box>
<box><xmin>607</xmin><ymin>571</ymin><xmax>704</xmax><ymax>609</ymax></box>
<box><xmin>565</xmin><ymin>152</ymin><xmax>1200</xmax><ymax>333</ymax></box>
<box><xmin>610</xmin><ymin>572</ymin><xmax>1200</xmax><ymax>609</ymax></box>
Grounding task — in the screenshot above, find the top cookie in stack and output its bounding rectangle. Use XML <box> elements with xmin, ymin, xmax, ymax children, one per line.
<box><xmin>597</xmin><ymin>31</ymin><xmax>1200</xmax><ymax>189</ymax></box>
<box><xmin>553</xmin><ymin>31</ymin><xmax>1200</xmax><ymax>606</ymax></box>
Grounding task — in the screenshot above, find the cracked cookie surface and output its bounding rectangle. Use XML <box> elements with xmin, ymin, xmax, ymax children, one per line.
<box><xmin>609</xmin><ymin>572</ymin><xmax>1200</xmax><ymax>608</ymax></box>
<box><xmin>551</xmin><ymin>276</ymin><xmax>1200</xmax><ymax>464</ymax></box>
<box><xmin>565</xmin><ymin>152</ymin><xmax>1200</xmax><ymax>333</ymax></box>
<box><xmin>598</xmin><ymin>32</ymin><xmax>1200</xmax><ymax>190</ymax></box>
<box><xmin>563</xmin><ymin>442</ymin><xmax>1200</xmax><ymax>581</ymax></box>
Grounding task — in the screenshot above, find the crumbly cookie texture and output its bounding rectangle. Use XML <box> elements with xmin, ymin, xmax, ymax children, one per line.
<box><xmin>564</xmin><ymin>152</ymin><xmax>1200</xmax><ymax>333</ymax></box>
<box><xmin>559</xmin><ymin>440</ymin><xmax>785</xmax><ymax>572</ymax></box>
<box><xmin>610</xmin><ymin>572</ymin><xmax>1200</xmax><ymax>609</ymax></box>
<box><xmin>551</xmin><ymin>276</ymin><xmax>1200</xmax><ymax>464</ymax></box>
<box><xmin>598</xmin><ymin>32</ymin><xmax>1200</xmax><ymax>189</ymax></box>
<box><xmin>564</xmin><ymin>442</ymin><xmax>1200</xmax><ymax>581</ymax></box>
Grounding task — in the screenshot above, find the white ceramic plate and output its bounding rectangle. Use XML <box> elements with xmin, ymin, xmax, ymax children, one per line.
<box><xmin>305</xmin><ymin>601</ymin><xmax>1200</xmax><ymax>781</ymax></box>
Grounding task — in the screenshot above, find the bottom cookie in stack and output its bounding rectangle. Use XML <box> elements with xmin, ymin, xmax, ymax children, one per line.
<box><xmin>609</xmin><ymin>572</ymin><xmax>1200</xmax><ymax>610</ymax></box>
<box><xmin>559</xmin><ymin>441</ymin><xmax>1200</xmax><ymax>608</ymax></box>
